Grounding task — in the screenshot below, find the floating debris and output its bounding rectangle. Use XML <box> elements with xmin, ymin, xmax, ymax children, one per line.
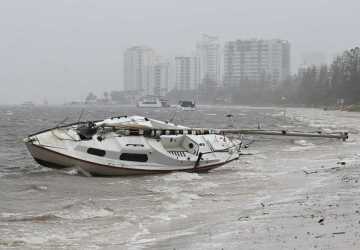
<box><xmin>332</xmin><ymin>232</ymin><xmax>345</xmax><ymax>235</ymax></box>
<box><xmin>238</xmin><ymin>216</ymin><xmax>250</xmax><ymax>221</ymax></box>
<box><xmin>318</xmin><ymin>218</ymin><xmax>324</xmax><ymax>225</ymax></box>
<box><xmin>337</xmin><ymin>161</ymin><xmax>346</xmax><ymax>165</ymax></box>
<box><xmin>303</xmin><ymin>170</ymin><xmax>318</xmax><ymax>175</ymax></box>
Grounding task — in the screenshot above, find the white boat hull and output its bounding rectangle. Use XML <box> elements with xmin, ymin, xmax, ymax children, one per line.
<box><xmin>26</xmin><ymin>142</ymin><xmax>238</xmax><ymax>176</ymax></box>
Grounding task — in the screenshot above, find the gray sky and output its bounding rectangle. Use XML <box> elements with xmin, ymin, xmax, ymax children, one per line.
<box><xmin>1</xmin><ymin>0</ymin><xmax>359</xmax><ymax>104</ymax></box>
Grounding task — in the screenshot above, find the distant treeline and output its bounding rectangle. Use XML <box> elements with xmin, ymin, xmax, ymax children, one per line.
<box><xmin>288</xmin><ymin>46</ymin><xmax>360</xmax><ymax>106</ymax></box>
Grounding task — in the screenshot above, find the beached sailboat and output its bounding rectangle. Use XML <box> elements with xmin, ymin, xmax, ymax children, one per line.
<box><xmin>24</xmin><ymin>113</ymin><xmax>349</xmax><ymax>176</ymax></box>
<box><xmin>24</xmin><ymin>116</ymin><xmax>240</xmax><ymax>176</ymax></box>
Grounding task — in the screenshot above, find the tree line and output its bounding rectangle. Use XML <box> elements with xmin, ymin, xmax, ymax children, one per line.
<box><xmin>286</xmin><ymin>46</ymin><xmax>360</xmax><ymax>106</ymax></box>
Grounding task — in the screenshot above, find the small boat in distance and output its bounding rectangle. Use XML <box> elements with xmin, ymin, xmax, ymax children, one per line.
<box><xmin>178</xmin><ymin>100</ymin><xmax>196</xmax><ymax>111</ymax></box>
<box><xmin>137</xmin><ymin>96</ymin><xmax>170</xmax><ymax>108</ymax></box>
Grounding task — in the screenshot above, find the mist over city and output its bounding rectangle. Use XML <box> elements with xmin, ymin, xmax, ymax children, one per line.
<box><xmin>2</xmin><ymin>1</ymin><xmax>360</xmax><ymax>249</ymax></box>
<box><xmin>1</xmin><ymin>0</ymin><xmax>359</xmax><ymax>105</ymax></box>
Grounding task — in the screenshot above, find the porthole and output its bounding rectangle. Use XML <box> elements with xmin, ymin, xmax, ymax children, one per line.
<box><xmin>120</xmin><ymin>153</ymin><xmax>148</xmax><ymax>162</ymax></box>
<box><xmin>87</xmin><ymin>148</ymin><xmax>106</xmax><ymax>157</ymax></box>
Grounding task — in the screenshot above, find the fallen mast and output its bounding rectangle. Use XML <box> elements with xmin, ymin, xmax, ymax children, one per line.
<box><xmin>98</xmin><ymin>124</ymin><xmax>349</xmax><ymax>141</ymax></box>
<box><xmin>218</xmin><ymin>129</ymin><xmax>349</xmax><ymax>141</ymax></box>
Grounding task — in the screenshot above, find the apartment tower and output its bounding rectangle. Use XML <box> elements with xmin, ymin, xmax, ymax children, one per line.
<box><xmin>223</xmin><ymin>39</ymin><xmax>290</xmax><ymax>87</ymax></box>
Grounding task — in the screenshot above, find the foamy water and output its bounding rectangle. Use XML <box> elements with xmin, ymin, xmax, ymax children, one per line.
<box><xmin>1</xmin><ymin>105</ymin><xmax>359</xmax><ymax>249</ymax></box>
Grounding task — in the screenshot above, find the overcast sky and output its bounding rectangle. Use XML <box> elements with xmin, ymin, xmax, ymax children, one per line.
<box><xmin>1</xmin><ymin>0</ymin><xmax>359</xmax><ymax>104</ymax></box>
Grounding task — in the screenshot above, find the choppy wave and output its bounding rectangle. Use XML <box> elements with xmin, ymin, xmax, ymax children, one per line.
<box><xmin>283</xmin><ymin>139</ymin><xmax>316</xmax><ymax>152</ymax></box>
<box><xmin>1</xmin><ymin>211</ymin><xmax>60</xmax><ymax>223</ymax></box>
<box><xmin>147</xmin><ymin>184</ymin><xmax>201</xmax><ymax>213</ymax></box>
<box><xmin>62</xmin><ymin>168</ymin><xmax>79</xmax><ymax>176</ymax></box>
<box><xmin>1</xmin><ymin>208</ymin><xmax>114</xmax><ymax>223</ymax></box>
<box><xmin>293</xmin><ymin>139</ymin><xmax>315</xmax><ymax>147</ymax></box>
<box><xmin>128</xmin><ymin>229</ymin><xmax>196</xmax><ymax>249</ymax></box>
<box><xmin>55</xmin><ymin>206</ymin><xmax>114</xmax><ymax>220</ymax></box>
<box><xmin>56</xmin><ymin>200</ymin><xmax>115</xmax><ymax>220</ymax></box>
<box><xmin>22</xmin><ymin>184</ymin><xmax>49</xmax><ymax>192</ymax></box>
<box><xmin>161</xmin><ymin>172</ymin><xmax>202</xmax><ymax>181</ymax></box>
<box><xmin>193</xmin><ymin>181</ymin><xmax>219</xmax><ymax>191</ymax></box>
<box><xmin>1</xmin><ymin>200</ymin><xmax>115</xmax><ymax>223</ymax></box>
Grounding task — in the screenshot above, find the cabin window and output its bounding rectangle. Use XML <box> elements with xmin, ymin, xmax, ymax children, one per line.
<box><xmin>87</xmin><ymin>148</ymin><xmax>106</xmax><ymax>157</ymax></box>
<box><xmin>126</xmin><ymin>144</ymin><xmax>144</xmax><ymax>147</ymax></box>
<box><xmin>120</xmin><ymin>153</ymin><xmax>148</xmax><ymax>162</ymax></box>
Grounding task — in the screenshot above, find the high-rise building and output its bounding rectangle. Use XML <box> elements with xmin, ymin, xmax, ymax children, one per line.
<box><xmin>175</xmin><ymin>56</ymin><xmax>200</xmax><ymax>91</ymax></box>
<box><xmin>196</xmin><ymin>34</ymin><xmax>221</xmax><ymax>84</ymax></box>
<box><xmin>124</xmin><ymin>46</ymin><xmax>157</xmax><ymax>95</ymax></box>
<box><xmin>223</xmin><ymin>39</ymin><xmax>290</xmax><ymax>87</ymax></box>
<box><xmin>153</xmin><ymin>62</ymin><xmax>169</xmax><ymax>96</ymax></box>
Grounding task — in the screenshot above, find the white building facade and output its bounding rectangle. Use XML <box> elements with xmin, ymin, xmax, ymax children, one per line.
<box><xmin>196</xmin><ymin>34</ymin><xmax>221</xmax><ymax>84</ymax></box>
<box><xmin>153</xmin><ymin>62</ymin><xmax>170</xmax><ymax>96</ymax></box>
<box><xmin>175</xmin><ymin>56</ymin><xmax>200</xmax><ymax>91</ymax></box>
<box><xmin>223</xmin><ymin>39</ymin><xmax>290</xmax><ymax>87</ymax></box>
<box><xmin>124</xmin><ymin>46</ymin><xmax>157</xmax><ymax>95</ymax></box>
